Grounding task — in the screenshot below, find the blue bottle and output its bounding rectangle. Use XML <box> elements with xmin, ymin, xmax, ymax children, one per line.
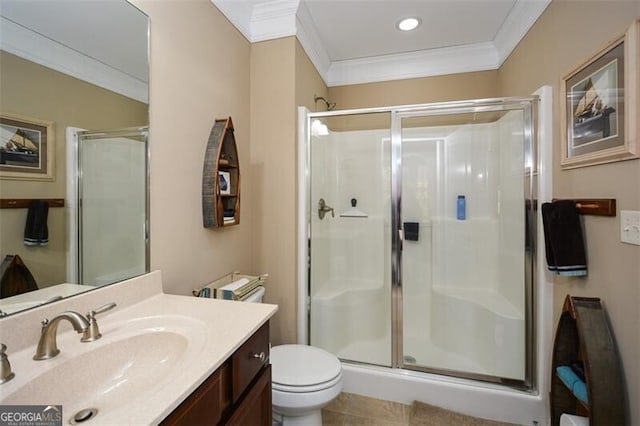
<box><xmin>457</xmin><ymin>195</ymin><xmax>466</xmax><ymax>220</ymax></box>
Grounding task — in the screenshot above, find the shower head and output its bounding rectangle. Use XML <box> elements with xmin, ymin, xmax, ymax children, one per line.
<box><xmin>314</xmin><ymin>95</ymin><xmax>336</xmax><ymax>111</ymax></box>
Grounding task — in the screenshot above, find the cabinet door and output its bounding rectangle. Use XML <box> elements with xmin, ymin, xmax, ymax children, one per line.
<box><xmin>161</xmin><ymin>362</ymin><xmax>231</xmax><ymax>426</ymax></box>
<box><xmin>225</xmin><ymin>365</ymin><xmax>272</xmax><ymax>426</ymax></box>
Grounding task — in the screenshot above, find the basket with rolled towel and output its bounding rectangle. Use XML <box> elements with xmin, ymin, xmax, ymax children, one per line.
<box><xmin>193</xmin><ymin>271</ymin><xmax>268</xmax><ymax>301</ymax></box>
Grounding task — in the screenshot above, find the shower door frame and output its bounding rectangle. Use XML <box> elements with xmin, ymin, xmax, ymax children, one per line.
<box><xmin>303</xmin><ymin>97</ymin><xmax>538</xmax><ymax>390</ymax></box>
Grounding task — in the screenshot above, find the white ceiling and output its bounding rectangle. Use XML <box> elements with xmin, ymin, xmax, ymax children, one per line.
<box><xmin>213</xmin><ymin>0</ymin><xmax>551</xmax><ymax>86</ymax></box>
<box><xmin>0</xmin><ymin>0</ymin><xmax>148</xmax><ymax>102</ymax></box>
<box><xmin>0</xmin><ymin>0</ymin><xmax>148</xmax><ymax>82</ymax></box>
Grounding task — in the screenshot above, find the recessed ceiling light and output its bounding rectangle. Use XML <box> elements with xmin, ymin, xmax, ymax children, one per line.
<box><xmin>397</xmin><ymin>17</ymin><xmax>421</xmax><ymax>32</ymax></box>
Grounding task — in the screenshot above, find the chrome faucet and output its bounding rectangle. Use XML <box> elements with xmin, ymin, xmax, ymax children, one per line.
<box><xmin>33</xmin><ymin>312</ymin><xmax>90</xmax><ymax>360</ymax></box>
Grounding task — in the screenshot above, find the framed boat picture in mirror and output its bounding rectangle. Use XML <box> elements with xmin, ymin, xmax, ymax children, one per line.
<box><xmin>0</xmin><ymin>114</ymin><xmax>54</xmax><ymax>180</ymax></box>
<box><xmin>561</xmin><ymin>19</ymin><xmax>639</xmax><ymax>169</ymax></box>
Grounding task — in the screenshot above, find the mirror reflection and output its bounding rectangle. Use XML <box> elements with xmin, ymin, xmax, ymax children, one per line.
<box><xmin>0</xmin><ymin>0</ymin><xmax>150</xmax><ymax>316</ymax></box>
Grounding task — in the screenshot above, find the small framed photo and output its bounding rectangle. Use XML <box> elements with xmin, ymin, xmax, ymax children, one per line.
<box><xmin>0</xmin><ymin>113</ymin><xmax>54</xmax><ymax>180</ymax></box>
<box><xmin>561</xmin><ymin>20</ymin><xmax>639</xmax><ymax>169</ymax></box>
<box><xmin>218</xmin><ymin>171</ymin><xmax>231</xmax><ymax>195</ymax></box>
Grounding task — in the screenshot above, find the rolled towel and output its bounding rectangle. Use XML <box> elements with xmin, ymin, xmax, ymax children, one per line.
<box><xmin>573</xmin><ymin>379</ymin><xmax>588</xmax><ymax>404</ymax></box>
<box><xmin>556</xmin><ymin>366</ymin><xmax>589</xmax><ymax>403</ymax></box>
<box><xmin>556</xmin><ymin>365</ymin><xmax>579</xmax><ymax>390</ymax></box>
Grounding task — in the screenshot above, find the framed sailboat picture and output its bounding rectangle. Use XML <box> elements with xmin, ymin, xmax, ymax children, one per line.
<box><xmin>561</xmin><ymin>20</ymin><xmax>639</xmax><ymax>169</ymax></box>
<box><xmin>0</xmin><ymin>114</ymin><xmax>54</xmax><ymax>180</ymax></box>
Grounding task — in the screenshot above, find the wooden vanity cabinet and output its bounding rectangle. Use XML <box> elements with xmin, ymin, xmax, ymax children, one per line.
<box><xmin>161</xmin><ymin>322</ymin><xmax>271</xmax><ymax>426</ymax></box>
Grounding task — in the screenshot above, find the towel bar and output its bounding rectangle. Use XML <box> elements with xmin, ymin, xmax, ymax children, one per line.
<box><xmin>0</xmin><ymin>199</ymin><xmax>65</xmax><ymax>209</ymax></box>
<box><xmin>551</xmin><ymin>198</ymin><xmax>616</xmax><ymax>217</ymax></box>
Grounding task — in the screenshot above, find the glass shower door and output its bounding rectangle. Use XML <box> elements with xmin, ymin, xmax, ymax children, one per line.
<box><xmin>398</xmin><ymin>105</ymin><xmax>533</xmax><ymax>383</ymax></box>
<box><xmin>78</xmin><ymin>128</ymin><xmax>148</xmax><ymax>286</ymax></box>
<box><xmin>308</xmin><ymin>112</ymin><xmax>392</xmax><ymax>366</ymax></box>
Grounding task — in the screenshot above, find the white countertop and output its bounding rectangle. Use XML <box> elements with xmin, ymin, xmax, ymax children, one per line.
<box><xmin>0</xmin><ymin>271</ymin><xmax>278</xmax><ymax>425</ymax></box>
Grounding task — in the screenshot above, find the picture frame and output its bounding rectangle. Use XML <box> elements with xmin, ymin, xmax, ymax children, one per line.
<box><xmin>0</xmin><ymin>113</ymin><xmax>55</xmax><ymax>180</ymax></box>
<box><xmin>560</xmin><ymin>20</ymin><xmax>639</xmax><ymax>169</ymax></box>
<box><xmin>218</xmin><ymin>171</ymin><xmax>231</xmax><ymax>195</ymax></box>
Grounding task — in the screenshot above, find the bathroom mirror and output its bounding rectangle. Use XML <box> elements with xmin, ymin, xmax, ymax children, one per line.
<box><xmin>0</xmin><ymin>0</ymin><xmax>149</xmax><ymax>316</ymax></box>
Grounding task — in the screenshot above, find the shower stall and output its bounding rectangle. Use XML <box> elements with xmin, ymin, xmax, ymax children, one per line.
<box><xmin>298</xmin><ymin>94</ymin><xmax>553</xmax><ymax>424</ymax></box>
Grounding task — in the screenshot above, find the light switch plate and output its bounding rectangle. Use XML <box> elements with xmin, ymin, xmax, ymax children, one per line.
<box><xmin>620</xmin><ymin>210</ymin><xmax>640</xmax><ymax>245</ymax></box>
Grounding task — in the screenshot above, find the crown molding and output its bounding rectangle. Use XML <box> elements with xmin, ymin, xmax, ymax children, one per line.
<box><xmin>493</xmin><ymin>0</ymin><xmax>551</xmax><ymax>65</ymax></box>
<box><xmin>326</xmin><ymin>42</ymin><xmax>499</xmax><ymax>87</ymax></box>
<box><xmin>294</xmin><ymin>1</ymin><xmax>331</xmax><ymax>79</ymax></box>
<box><xmin>1</xmin><ymin>17</ymin><xmax>148</xmax><ymax>103</ymax></box>
<box><xmin>214</xmin><ymin>0</ymin><xmax>549</xmax><ymax>87</ymax></box>
<box><xmin>251</xmin><ymin>0</ymin><xmax>298</xmax><ymax>42</ymax></box>
<box><xmin>213</xmin><ymin>0</ymin><xmax>298</xmax><ymax>43</ymax></box>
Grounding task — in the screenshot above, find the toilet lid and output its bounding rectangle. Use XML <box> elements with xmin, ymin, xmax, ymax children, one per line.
<box><xmin>270</xmin><ymin>344</ymin><xmax>341</xmax><ymax>387</ymax></box>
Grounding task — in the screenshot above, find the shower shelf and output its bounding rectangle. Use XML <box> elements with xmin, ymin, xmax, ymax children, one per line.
<box><xmin>202</xmin><ymin>117</ymin><xmax>241</xmax><ymax>228</ymax></box>
<box><xmin>550</xmin><ymin>295</ymin><xmax>625</xmax><ymax>425</ymax></box>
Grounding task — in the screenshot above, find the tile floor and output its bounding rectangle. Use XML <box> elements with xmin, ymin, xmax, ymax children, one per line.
<box><xmin>321</xmin><ymin>393</ymin><xmax>515</xmax><ymax>426</ymax></box>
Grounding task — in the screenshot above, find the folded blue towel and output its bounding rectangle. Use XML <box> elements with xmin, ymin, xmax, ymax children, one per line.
<box><xmin>556</xmin><ymin>366</ymin><xmax>588</xmax><ymax>403</ymax></box>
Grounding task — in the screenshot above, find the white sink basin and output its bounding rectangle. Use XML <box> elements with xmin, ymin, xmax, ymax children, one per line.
<box><xmin>2</xmin><ymin>314</ymin><xmax>208</xmax><ymax>424</ymax></box>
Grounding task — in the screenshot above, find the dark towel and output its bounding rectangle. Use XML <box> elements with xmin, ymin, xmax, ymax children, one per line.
<box><xmin>404</xmin><ymin>222</ymin><xmax>419</xmax><ymax>241</ymax></box>
<box><xmin>541</xmin><ymin>201</ymin><xmax>587</xmax><ymax>276</ymax></box>
<box><xmin>24</xmin><ymin>200</ymin><xmax>49</xmax><ymax>246</ymax></box>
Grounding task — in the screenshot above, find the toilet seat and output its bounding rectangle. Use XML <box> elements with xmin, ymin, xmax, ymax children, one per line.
<box><xmin>272</xmin><ymin>370</ymin><xmax>343</xmax><ymax>393</ymax></box>
<box><xmin>271</xmin><ymin>344</ymin><xmax>342</xmax><ymax>393</ymax></box>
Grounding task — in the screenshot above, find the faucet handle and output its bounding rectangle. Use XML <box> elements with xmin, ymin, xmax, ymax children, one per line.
<box><xmin>89</xmin><ymin>302</ymin><xmax>117</xmax><ymax>317</ymax></box>
<box><xmin>81</xmin><ymin>303</ymin><xmax>116</xmax><ymax>343</ymax></box>
<box><xmin>0</xmin><ymin>343</ymin><xmax>15</xmax><ymax>384</ymax></box>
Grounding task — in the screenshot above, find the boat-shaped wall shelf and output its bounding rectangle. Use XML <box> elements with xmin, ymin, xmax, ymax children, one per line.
<box><xmin>202</xmin><ymin>117</ymin><xmax>241</xmax><ymax>228</ymax></box>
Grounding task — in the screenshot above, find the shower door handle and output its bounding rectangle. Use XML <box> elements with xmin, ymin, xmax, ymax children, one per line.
<box><xmin>318</xmin><ymin>198</ymin><xmax>334</xmax><ymax>220</ymax></box>
<box><xmin>398</xmin><ymin>228</ymin><xmax>403</xmax><ymax>251</ymax></box>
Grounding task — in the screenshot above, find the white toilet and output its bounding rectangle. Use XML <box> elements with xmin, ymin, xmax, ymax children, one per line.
<box><xmin>242</xmin><ymin>286</ymin><xmax>344</xmax><ymax>425</ymax></box>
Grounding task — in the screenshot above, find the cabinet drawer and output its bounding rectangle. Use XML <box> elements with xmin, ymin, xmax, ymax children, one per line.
<box><xmin>232</xmin><ymin>322</ymin><xmax>269</xmax><ymax>403</ymax></box>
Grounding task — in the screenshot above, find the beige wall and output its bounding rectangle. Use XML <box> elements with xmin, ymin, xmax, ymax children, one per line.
<box><xmin>499</xmin><ymin>1</ymin><xmax>640</xmax><ymax>422</ymax></box>
<box><xmin>248</xmin><ymin>37</ymin><xmax>328</xmax><ymax>345</ymax></box>
<box><xmin>250</xmin><ymin>37</ymin><xmax>297</xmax><ymax>344</ymax></box>
<box><xmin>131</xmin><ymin>0</ymin><xmax>254</xmax><ymax>295</ymax></box>
<box><xmin>0</xmin><ymin>51</ymin><xmax>147</xmax><ymax>287</ymax></box>
<box><xmin>328</xmin><ymin>70</ymin><xmax>499</xmax><ymax>109</ymax></box>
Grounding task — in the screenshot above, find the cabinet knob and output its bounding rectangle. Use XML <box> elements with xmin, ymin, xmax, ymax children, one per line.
<box><xmin>252</xmin><ymin>351</ymin><xmax>266</xmax><ymax>363</ymax></box>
